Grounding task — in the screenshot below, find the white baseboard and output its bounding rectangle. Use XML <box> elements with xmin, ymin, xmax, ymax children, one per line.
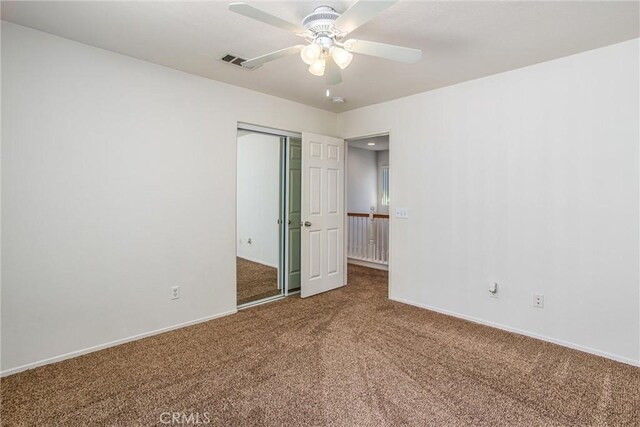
<box><xmin>0</xmin><ymin>309</ymin><xmax>238</xmax><ymax>377</ymax></box>
<box><xmin>390</xmin><ymin>297</ymin><xmax>640</xmax><ymax>367</ymax></box>
<box><xmin>236</xmin><ymin>256</ymin><xmax>278</xmax><ymax>269</ymax></box>
<box><xmin>348</xmin><ymin>258</ymin><xmax>388</xmax><ymax>271</ymax></box>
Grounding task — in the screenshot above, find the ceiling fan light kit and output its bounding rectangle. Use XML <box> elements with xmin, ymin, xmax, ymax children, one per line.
<box><xmin>228</xmin><ymin>1</ymin><xmax>422</xmax><ymax>86</ymax></box>
<box><xmin>300</xmin><ymin>43</ymin><xmax>352</xmax><ymax>75</ymax></box>
<box><xmin>301</xmin><ymin>43</ymin><xmax>322</xmax><ymax>65</ymax></box>
<box><xmin>309</xmin><ymin>58</ymin><xmax>326</xmax><ymax>76</ymax></box>
<box><xmin>330</xmin><ymin>46</ymin><xmax>353</xmax><ymax>70</ymax></box>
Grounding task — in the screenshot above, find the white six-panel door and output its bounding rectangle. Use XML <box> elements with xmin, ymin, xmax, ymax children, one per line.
<box><xmin>300</xmin><ymin>132</ymin><xmax>345</xmax><ymax>298</ymax></box>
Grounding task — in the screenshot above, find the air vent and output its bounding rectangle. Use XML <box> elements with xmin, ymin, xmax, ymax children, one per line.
<box><xmin>220</xmin><ymin>54</ymin><xmax>251</xmax><ymax>68</ymax></box>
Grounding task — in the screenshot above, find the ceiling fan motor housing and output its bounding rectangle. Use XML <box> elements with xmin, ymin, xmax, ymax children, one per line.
<box><xmin>302</xmin><ymin>6</ymin><xmax>340</xmax><ymax>37</ymax></box>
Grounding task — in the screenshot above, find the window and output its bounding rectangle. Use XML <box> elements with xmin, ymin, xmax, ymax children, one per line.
<box><xmin>381</xmin><ymin>166</ymin><xmax>390</xmax><ymax>206</ymax></box>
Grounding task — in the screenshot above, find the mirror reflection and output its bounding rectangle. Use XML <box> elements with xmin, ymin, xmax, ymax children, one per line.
<box><xmin>236</xmin><ymin>130</ymin><xmax>282</xmax><ymax>305</ymax></box>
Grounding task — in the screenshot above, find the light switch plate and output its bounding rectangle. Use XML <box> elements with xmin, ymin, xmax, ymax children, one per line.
<box><xmin>395</xmin><ymin>207</ymin><xmax>409</xmax><ymax>219</ymax></box>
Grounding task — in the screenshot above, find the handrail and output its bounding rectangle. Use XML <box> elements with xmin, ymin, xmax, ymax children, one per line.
<box><xmin>347</xmin><ymin>212</ymin><xmax>390</xmax><ymax>219</ymax></box>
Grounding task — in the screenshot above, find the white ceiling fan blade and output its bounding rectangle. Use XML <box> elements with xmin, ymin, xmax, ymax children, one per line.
<box><xmin>345</xmin><ymin>39</ymin><xmax>422</xmax><ymax>63</ymax></box>
<box><xmin>325</xmin><ymin>57</ymin><xmax>343</xmax><ymax>86</ymax></box>
<box><xmin>242</xmin><ymin>45</ymin><xmax>304</xmax><ymax>69</ymax></box>
<box><xmin>334</xmin><ymin>0</ymin><xmax>398</xmax><ymax>35</ymax></box>
<box><xmin>229</xmin><ymin>2</ymin><xmax>304</xmax><ymax>33</ymax></box>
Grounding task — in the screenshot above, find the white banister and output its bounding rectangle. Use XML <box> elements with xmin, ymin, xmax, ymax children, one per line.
<box><xmin>347</xmin><ymin>213</ymin><xmax>389</xmax><ymax>266</ymax></box>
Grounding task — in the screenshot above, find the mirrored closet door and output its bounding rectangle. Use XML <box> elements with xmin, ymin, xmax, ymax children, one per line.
<box><xmin>236</xmin><ymin>129</ymin><xmax>283</xmax><ymax>306</ymax></box>
<box><xmin>236</xmin><ymin>126</ymin><xmax>302</xmax><ymax>307</ymax></box>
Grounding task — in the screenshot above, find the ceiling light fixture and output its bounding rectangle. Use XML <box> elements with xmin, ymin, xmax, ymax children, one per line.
<box><xmin>229</xmin><ymin>2</ymin><xmax>423</xmax><ymax>86</ymax></box>
<box><xmin>299</xmin><ymin>40</ymin><xmax>353</xmax><ymax>77</ymax></box>
<box><xmin>368</xmin><ymin>142</ymin><xmax>375</xmax><ymax>146</ymax></box>
<box><xmin>296</xmin><ymin>6</ymin><xmax>357</xmax><ymax>78</ymax></box>
<box><xmin>300</xmin><ymin>43</ymin><xmax>322</xmax><ymax>65</ymax></box>
<box><xmin>330</xmin><ymin>46</ymin><xmax>353</xmax><ymax>69</ymax></box>
<box><xmin>300</xmin><ymin>42</ymin><xmax>352</xmax><ymax>77</ymax></box>
<box><xmin>309</xmin><ymin>58</ymin><xmax>326</xmax><ymax>76</ymax></box>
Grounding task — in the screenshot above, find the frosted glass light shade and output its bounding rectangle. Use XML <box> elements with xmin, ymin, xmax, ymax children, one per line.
<box><xmin>301</xmin><ymin>44</ymin><xmax>322</xmax><ymax>65</ymax></box>
<box><xmin>308</xmin><ymin>58</ymin><xmax>326</xmax><ymax>76</ymax></box>
<box><xmin>330</xmin><ymin>46</ymin><xmax>353</xmax><ymax>70</ymax></box>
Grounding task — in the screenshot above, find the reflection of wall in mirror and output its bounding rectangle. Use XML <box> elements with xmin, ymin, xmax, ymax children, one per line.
<box><xmin>237</xmin><ymin>133</ymin><xmax>280</xmax><ymax>267</ymax></box>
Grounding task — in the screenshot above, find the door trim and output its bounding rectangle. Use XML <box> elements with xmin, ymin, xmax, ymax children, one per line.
<box><xmin>238</xmin><ymin>122</ymin><xmax>301</xmax><ymax>138</ymax></box>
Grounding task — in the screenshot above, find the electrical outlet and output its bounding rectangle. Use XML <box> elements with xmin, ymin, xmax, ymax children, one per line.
<box><xmin>395</xmin><ymin>207</ymin><xmax>409</xmax><ymax>219</ymax></box>
<box><xmin>533</xmin><ymin>294</ymin><xmax>544</xmax><ymax>308</ymax></box>
<box><xmin>171</xmin><ymin>286</ymin><xmax>180</xmax><ymax>300</ymax></box>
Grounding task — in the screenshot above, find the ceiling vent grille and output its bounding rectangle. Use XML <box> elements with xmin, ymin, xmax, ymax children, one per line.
<box><xmin>220</xmin><ymin>54</ymin><xmax>251</xmax><ymax>68</ymax></box>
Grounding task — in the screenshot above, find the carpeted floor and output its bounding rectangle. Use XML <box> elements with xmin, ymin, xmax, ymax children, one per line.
<box><xmin>1</xmin><ymin>265</ymin><xmax>639</xmax><ymax>426</ymax></box>
<box><xmin>236</xmin><ymin>257</ymin><xmax>280</xmax><ymax>305</ymax></box>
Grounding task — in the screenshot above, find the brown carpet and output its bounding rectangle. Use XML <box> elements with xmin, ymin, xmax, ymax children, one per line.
<box><xmin>1</xmin><ymin>265</ymin><xmax>638</xmax><ymax>426</ymax></box>
<box><xmin>236</xmin><ymin>257</ymin><xmax>279</xmax><ymax>305</ymax></box>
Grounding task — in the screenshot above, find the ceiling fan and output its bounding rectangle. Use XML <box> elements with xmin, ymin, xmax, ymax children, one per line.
<box><xmin>228</xmin><ymin>1</ymin><xmax>422</xmax><ymax>85</ymax></box>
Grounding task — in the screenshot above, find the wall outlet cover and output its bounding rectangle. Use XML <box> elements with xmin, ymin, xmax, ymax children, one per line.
<box><xmin>533</xmin><ymin>294</ymin><xmax>544</xmax><ymax>308</ymax></box>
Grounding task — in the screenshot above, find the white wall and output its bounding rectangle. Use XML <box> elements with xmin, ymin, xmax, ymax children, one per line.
<box><xmin>236</xmin><ymin>133</ymin><xmax>280</xmax><ymax>267</ymax></box>
<box><xmin>347</xmin><ymin>146</ymin><xmax>377</xmax><ymax>213</ymax></box>
<box><xmin>339</xmin><ymin>39</ymin><xmax>640</xmax><ymax>365</ymax></box>
<box><xmin>0</xmin><ymin>22</ymin><xmax>337</xmax><ymax>374</ymax></box>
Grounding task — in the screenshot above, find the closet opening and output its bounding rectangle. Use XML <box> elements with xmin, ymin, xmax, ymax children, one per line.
<box><xmin>235</xmin><ymin>124</ymin><xmax>302</xmax><ymax>308</ymax></box>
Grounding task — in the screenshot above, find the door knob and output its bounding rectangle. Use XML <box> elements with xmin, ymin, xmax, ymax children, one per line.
<box><xmin>304</xmin><ymin>221</ymin><xmax>312</xmax><ymax>227</ymax></box>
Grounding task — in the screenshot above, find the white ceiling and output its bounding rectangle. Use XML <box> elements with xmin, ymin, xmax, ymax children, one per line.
<box><xmin>2</xmin><ymin>1</ymin><xmax>638</xmax><ymax>113</ymax></box>
<box><xmin>348</xmin><ymin>135</ymin><xmax>389</xmax><ymax>151</ymax></box>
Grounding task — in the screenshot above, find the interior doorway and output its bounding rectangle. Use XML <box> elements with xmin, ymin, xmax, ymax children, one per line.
<box><xmin>345</xmin><ymin>134</ymin><xmax>390</xmax><ymax>276</ymax></box>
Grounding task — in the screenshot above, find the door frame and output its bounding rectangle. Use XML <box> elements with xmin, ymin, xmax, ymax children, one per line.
<box><xmin>235</xmin><ymin>122</ymin><xmax>302</xmax><ymax>308</ymax></box>
<box><xmin>343</xmin><ymin>132</ymin><xmax>392</xmax><ymax>295</ymax></box>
